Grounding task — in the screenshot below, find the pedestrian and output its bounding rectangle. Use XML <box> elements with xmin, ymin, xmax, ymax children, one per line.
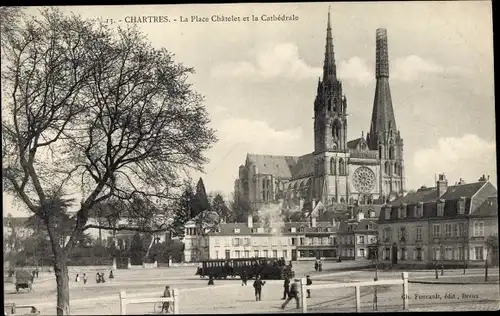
<box><xmin>83</xmin><ymin>273</ymin><xmax>87</xmax><ymax>285</ymax></box>
<box><xmin>253</xmin><ymin>275</ymin><xmax>266</xmax><ymax>301</ymax></box>
<box><xmin>48</xmin><ymin>267</ymin><xmax>52</xmax><ymax>274</ymax></box>
<box><xmin>101</xmin><ymin>272</ymin><xmax>106</xmax><ymax>283</ymax></box>
<box><xmin>35</xmin><ymin>268</ymin><xmax>39</xmax><ymax>278</ymax></box>
<box><xmin>75</xmin><ymin>274</ymin><xmax>80</xmax><ymax>282</ymax></box>
<box><xmin>314</xmin><ymin>260</ymin><xmax>319</xmax><ymax>272</ymax></box>
<box><xmin>161</xmin><ymin>285</ymin><xmax>171</xmax><ymax>313</ymax></box>
<box><xmin>306</xmin><ymin>275</ymin><xmax>312</xmax><ymax>298</ymax></box>
<box><xmin>319</xmin><ymin>260</ymin><xmax>323</xmax><ymax>272</ymax></box>
<box><xmin>32</xmin><ymin>270</ymin><xmax>36</xmax><ymax>279</ymax></box>
<box><xmin>241</xmin><ymin>269</ymin><xmax>248</xmax><ymax>286</ymax></box>
<box><xmin>281</xmin><ymin>278</ymin><xmax>300</xmax><ymax>310</ymax></box>
<box><xmin>208</xmin><ymin>274</ymin><xmax>214</xmax><ymax>286</ymax></box>
<box><xmin>96</xmin><ymin>272</ymin><xmax>101</xmax><ymax>283</ymax></box>
<box><xmin>109</xmin><ymin>270</ymin><xmax>114</xmax><ymax>279</ymax></box>
<box><xmin>282</xmin><ymin>274</ymin><xmax>290</xmax><ymax>300</ymax></box>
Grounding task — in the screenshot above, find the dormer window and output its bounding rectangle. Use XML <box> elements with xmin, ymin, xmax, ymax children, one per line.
<box><xmin>317</xmin><ymin>227</ymin><xmax>323</xmax><ymax>232</ymax></box>
<box><xmin>458</xmin><ymin>197</ymin><xmax>466</xmax><ymax>215</ymax></box>
<box><xmin>437</xmin><ymin>199</ymin><xmax>445</xmax><ymax>217</ymax></box>
<box><xmin>291</xmin><ymin>227</ymin><xmax>297</xmax><ymax>233</ymax></box>
<box><xmin>299</xmin><ymin>227</ymin><xmax>305</xmax><ymax>233</ymax></box>
<box><xmin>417</xmin><ymin>202</ymin><xmax>424</xmax><ymax>218</ymax></box>
<box><xmin>401</xmin><ymin>204</ymin><xmax>407</xmax><ymax>218</ymax></box>
<box><xmin>234</xmin><ymin>228</ymin><xmax>240</xmax><ymax>234</ymax></box>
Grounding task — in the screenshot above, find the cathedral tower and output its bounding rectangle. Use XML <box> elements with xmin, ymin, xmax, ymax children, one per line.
<box><xmin>366</xmin><ymin>29</ymin><xmax>405</xmax><ymax>200</ymax></box>
<box><xmin>312</xmin><ymin>8</ymin><xmax>350</xmax><ymax>205</ymax></box>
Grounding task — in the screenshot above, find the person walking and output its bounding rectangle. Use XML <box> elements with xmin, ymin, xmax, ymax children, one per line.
<box><xmin>83</xmin><ymin>273</ymin><xmax>87</xmax><ymax>285</ymax></box>
<box><xmin>282</xmin><ymin>275</ymin><xmax>290</xmax><ymax>300</ymax></box>
<box><xmin>318</xmin><ymin>260</ymin><xmax>323</xmax><ymax>272</ymax></box>
<box><xmin>161</xmin><ymin>285</ymin><xmax>171</xmax><ymax>313</ymax></box>
<box><xmin>241</xmin><ymin>269</ymin><xmax>248</xmax><ymax>286</ymax></box>
<box><xmin>109</xmin><ymin>270</ymin><xmax>114</xmax><ymax>279</ymax></box>
<box><xmin>253</xmin><ymin>275</ymin><xmax>266</xmax><ymax>301</ymax></box>
<box><xmin>208</xmin><ymin>274</ymin><xmax>214</xmax><ymax>286</ymax></box>
<box><xmin>306</xmin><ymin>275</ymin><xmax>312</xmax><ymax>298</ymax></box>
<box><xmin>314</xmin><ymin>260</ymin><xmax>319</xmax><ymax>272</ymax></box>
<box><xmin>281</xmin><ymin>279</ymin><xmax>300</xmax><ymax>310</ymax></box>
<box><xmin>75</xmin><ymin>274</ymin><xmax>80</xmax><ymax>282</ymax></box>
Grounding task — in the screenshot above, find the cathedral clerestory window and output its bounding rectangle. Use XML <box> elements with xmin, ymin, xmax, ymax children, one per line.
<box><xmin>339</xmin><ymin>158</ymin><xmax>345</xmax><ymax>175</ymax></box>
<box><xmin>389</xmin><ymin>146</ymin><xmax>395</xmax><ymax>160</ymax></box>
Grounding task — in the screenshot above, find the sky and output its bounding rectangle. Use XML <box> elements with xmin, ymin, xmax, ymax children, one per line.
<box><xmin>3</xmin><ymin>2</ymin><xmax>497</xmax><ymax>217</ymax></box>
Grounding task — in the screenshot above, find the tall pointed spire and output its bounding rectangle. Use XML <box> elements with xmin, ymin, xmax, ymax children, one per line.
<box><xmin>368</xmin><ymin>28</ymin><xmax>398</xmax><ymax>150</ymax></box>
<box><xmin>323</xmin><ymin>6</ymin><xmax>337</xmax><ymax>81</ymax></box>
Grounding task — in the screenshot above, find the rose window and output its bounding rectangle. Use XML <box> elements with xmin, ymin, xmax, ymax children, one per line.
<box><xmin>353</xmin><ymin>166</ymin><xmax>376</xmax><ymax>193</ymax></box>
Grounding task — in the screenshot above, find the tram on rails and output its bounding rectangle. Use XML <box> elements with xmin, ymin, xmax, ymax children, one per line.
<box><xmin>195</xmin><ymin>257</ymin><xmax>295</xmax><ymax>280</ymax></box>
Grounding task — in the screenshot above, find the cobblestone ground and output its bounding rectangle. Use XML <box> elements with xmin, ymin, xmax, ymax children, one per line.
<box><xmin>3</xmin><ymin>265</ymin><xmax>499</xmax><ymax>314</ymax></box>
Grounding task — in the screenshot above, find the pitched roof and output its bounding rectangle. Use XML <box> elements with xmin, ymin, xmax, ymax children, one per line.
<box><xmin>246</xmin><ymin>154</ymin><xmax>298</xmax><ymax>179</ymax></box>
<box><xmin>390</xmin><ymin>181</ymin><xmax>486</xmax><ymax>206</ymax></box>
<box><xmin>472</xmin><ymin>196</ymin><xmax>498</xmax><ymax>216</ymax></box>
<box><xmin>353</xmin><ymin>218</ymin><xmax>378</xmax><ymax>232</ymax></box>
<box><xmin>440</xmin><ymin>182</ymin><xmax>486</xmax><ymax>200</ymax></box>
<box><xmin>347</xmin><ymin>137</ymin><xmax>362</xmax><ymax>150</ymax></box>
<box><xmin>290</xmin><ymin>154</ymin><xmax>314</xmax><ymax>179</ymax></box>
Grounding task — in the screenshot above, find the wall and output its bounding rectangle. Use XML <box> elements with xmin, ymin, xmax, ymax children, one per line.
<box><xmin>207</xmin><ymin>235</ymin><xmax>294</xmax><ymax>260</ymax></box>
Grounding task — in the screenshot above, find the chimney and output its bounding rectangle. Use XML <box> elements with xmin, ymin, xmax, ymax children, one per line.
<box><xmin>369</xmin><ymin>210</ymin><xmax>376</xmax><ymax>218</ymax></box>
<box><xmin>436</xmin><ymin>173</ymin><xmax>448</xmax><ymax>198</ymax></box>
<box><xmin>311</xmin><ymin>217</ymin><xmax>317</xmax><ymax>228</ymax></box>
<box><xmin>311</xmin><ymin>199</ymin><xmax>316</xmax><ymax>211</ymax></box>
<box><xmin>332</xmin><ymin>218</ymin><xmax>336</xmax><ymax>227</ymax></box>
<box><xmin>247</xmin><ymin>214</ymin><xmax>253</xmax><ymax>229</ymax></box>
<box><xmin>376</xmin><ymin>28</ymin><xmax>389</xmax><ymax>78</ymax></box>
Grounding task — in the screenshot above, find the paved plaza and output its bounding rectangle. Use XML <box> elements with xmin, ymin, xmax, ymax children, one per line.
<box><xmin>4</xmin><ymin>263</ymin><xmax>499</xmax><ymax>314</ymax></box>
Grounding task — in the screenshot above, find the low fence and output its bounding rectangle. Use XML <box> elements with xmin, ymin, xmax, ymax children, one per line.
<box><xmin>300</xmin><ymin>272</ymin><xmax>409</xmax><ymax>313</ymax></box>
<box><xmin>119</xmin><ymin>290</ymin><xmax>179</xmax><ymax>315</ymax></box>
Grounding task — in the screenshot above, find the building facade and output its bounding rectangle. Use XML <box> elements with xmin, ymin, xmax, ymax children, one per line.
<box><xmin>234</xmin><ymin>11</ymin><xmax>405</xmax><ymax>214</ymax></box>
<box><xmin>183</xmin><ymin>208</ymin><xmax>379</xmax><ymax>262</ymax></box>
<box><xmin>377</xmin><ymin>174</ymin><xmax>498</xmax><ymax>267</ymax></box>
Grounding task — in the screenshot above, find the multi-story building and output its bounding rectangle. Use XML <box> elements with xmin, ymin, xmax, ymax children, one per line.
<box><xmin>234</xmin><ymin>10</ymin><xmax>406</xmax><ymax>213</ymax></box>
<box><xmin>183</xmin><ymin>205</ymin><xmax>380</xmax><ymax>262</ymax></box>
<box><xmin>378</xmin><ymin>174</ymin><xmax>497</xmax><ymax>267</ymax></box>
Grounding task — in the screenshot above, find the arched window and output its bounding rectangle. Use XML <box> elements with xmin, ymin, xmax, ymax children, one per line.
<box><xmin>389</xmin><ymin>146</ymin><xmax>395</xmax><ymax>160</ymax></box>
<box><xmin>384</xmin><ymin>161</ymin><xmax>390</xmax><ymax>175</ymax></box>
<box><xmin>327</xmin><ymin>98</ymin><xmax>332</xmax><ymax>112</ymax></box>
<box><xmin>330</xmin><ymin>158</ymin><xmax>336</xmax><ymax>175</ymax></box>
<box><xmin>339</xmin><ymin>158</ymin><xmax>345</xmax><ymax>175</ymax></box>
<box><xmin>393</xmin><ymin>162</ymin><xmax>397</xmax><ymax>177</ymax></box>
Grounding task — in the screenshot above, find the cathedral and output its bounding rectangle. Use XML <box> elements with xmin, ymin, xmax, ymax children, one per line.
<box><xmin>234</xmin><ymin>10</ymin><xmax>406</xmax><ymax>213</ymax></box>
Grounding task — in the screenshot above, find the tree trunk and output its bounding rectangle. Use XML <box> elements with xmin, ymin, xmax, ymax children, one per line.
<box><xmin>54</xmin><ymin>253</ymin><xmax>70</xmax><ymax>315</ymax></box>
<box><xmin>484</xmin><ymin>250</ymin><xmax>489</xmax><ymax>282</ymax></box>
<box><xmin>143</xmin><ymin>234</ymin><xmax>155</xmax><ymax>263</ymax></box>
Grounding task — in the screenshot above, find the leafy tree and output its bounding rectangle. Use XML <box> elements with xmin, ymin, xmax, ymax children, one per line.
<box><xmin>192</xmin><ymin>178</ymin><xmax>210</xmax><ymax>217</ymax></box>
<box><xmin>228</xmin><ymin>193</ymin><xmax>253</xmax><ymax>223</ymax></box>
<box><xmin>1</xmin><ymin>8</ymin><xmax>216</xmax><ymax>315</ymax></box>
<box><xmin>172</xmin><ymin>184</ymin><xmax>194</xmax><ymax>239</ymax></box>
<box><xmin>211</xmin><ymin>193</ymin><xmax>231</xmax><ymax>223</ymax></box>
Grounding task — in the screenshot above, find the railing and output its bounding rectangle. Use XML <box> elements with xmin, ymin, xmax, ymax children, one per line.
<box><xmin>299</xmin><ymin>272</ymin><xmax>409</xmax><ymax>313</ymax></box>
<box><xmin>119</xmin><ymin>290</ymin><xmax>179</xmax><ymax>315</ymax></box>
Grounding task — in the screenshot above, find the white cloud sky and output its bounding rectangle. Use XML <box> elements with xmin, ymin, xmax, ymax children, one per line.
<box><xmin>3</xmin><ymin>3</ymin><xmax>495</xmax><ymax>216</ymax></box>
<box><xmin>337</xmin><ymin>56</ymin><xmax>374</xmax><ymax>86</ymax></box>
<box><xmin>211</xmin><ymin>43</ymin><xmax>321</xmax><ymax>81</ymax></box>
<box><xmin>412</xmin><ymin>134</ymin><xmax>497</xmax><ymax>188</ymax></box>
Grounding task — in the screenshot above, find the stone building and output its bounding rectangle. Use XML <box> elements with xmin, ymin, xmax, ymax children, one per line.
<box><xmin>234</xmin><ymin>11</ymin><xmax>405</xmax><ymax>214</ymax></box>
<box><xmin>377</xmin><ymin>174</ymin><xmax>498</xmax><ymax>267</ymax></box>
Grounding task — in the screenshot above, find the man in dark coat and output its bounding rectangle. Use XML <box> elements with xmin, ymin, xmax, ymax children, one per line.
<box><xmin>314</xmin><ymin>260</ymin><xmax>319</xmax><ymax>272</ymax></box>
<box><xmin>306</xmin><ymin>275</ymin><xmax>312</xmax><ymax>298</ymax></box>
<box><xmin>208</xmin><ymin>274</ymin><xmax>215</xmax><ymax>285</ymax></box>
<box><xmin>281</xmin><ymin>279</ymin><xmax>300</xmax><ymax>310</ymax></box>
<box><xmin>253</xmin><ymin>275</ymin><xmax>266</xmax><ymax>301</ymax></box>
<box><xmin>282</xmin><ymin>275</ymin><xmax>290</xmax><ymax>300</ymax></box>
<box><xmin>241</xmin><ymin>269</ymin><xmax>248</xmax><ymax>286</ymax></box>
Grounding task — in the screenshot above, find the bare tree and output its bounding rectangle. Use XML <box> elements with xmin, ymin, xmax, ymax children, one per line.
<box><xmin>2</xmin><ymin>8</ymin><xmax>216</xmax><ymax>315</ymax></box>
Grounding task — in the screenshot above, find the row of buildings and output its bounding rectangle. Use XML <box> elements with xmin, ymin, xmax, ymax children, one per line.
<box><xmin>183</xmin><ymin>174</ymin><xmax>498</xmax><ymax>267</ymax></box>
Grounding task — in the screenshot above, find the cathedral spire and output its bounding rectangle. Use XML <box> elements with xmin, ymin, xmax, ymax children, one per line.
<box><xmin>323</xmin><ymin>6</ymin><xmax>337</xmax><ymax>81</ymax></box>
<box><xmin>368</xmin><ymin>28</ymin><xmax>398</xmax><ymax>149</ymax></box>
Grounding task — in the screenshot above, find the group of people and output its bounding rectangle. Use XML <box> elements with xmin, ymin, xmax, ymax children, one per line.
<box><xmin>31</xmin><ymin>268</ymin><xmax>40</xmax><ymax>279</ymax></box>
<box><xmin>74</xmin><ymin>270</ymin><xmax>114</xmax><ymax>284</ymax></box>
<box><xmin>314</xmin><ymin>259</ymin><xmax>323</xmax><ymax>272</ymax></box>
<box><xmin>280</xmin><ymin>275</ymin><xmax>313</xmax><ymax>310</ymax></box>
